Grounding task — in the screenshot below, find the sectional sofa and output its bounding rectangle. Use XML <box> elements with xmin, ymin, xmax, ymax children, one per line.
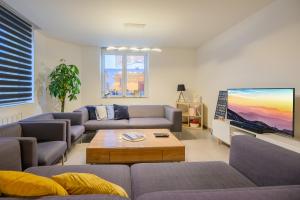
<box><xmin>0</xmin><ymin>135</ymin><xmax>299</xmax><ymax>199</ymax></box>
<box><xmin>74</xmin><ymin>105</ymin><xmax>182</xmax><ymax>132</ymax></box>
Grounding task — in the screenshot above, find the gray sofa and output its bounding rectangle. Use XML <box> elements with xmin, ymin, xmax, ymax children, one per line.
<box><xmin>21</xmin><ymin>112</ymin><xmax>85</xmax><ymax>149</ymax></box>
<box><xmin>74</xmin><ymin>105</ymin><xmax>182</xmax><ymax>132</ymax></box>
<box><xmin>0</xmin><ymin>122</ymin><xmax>67</xmax><ymax>167</ymax></box>
<box><xmin>0</xmin><ymin>135</ymin><xmax>299</xmax><ymax>199</ymax></box>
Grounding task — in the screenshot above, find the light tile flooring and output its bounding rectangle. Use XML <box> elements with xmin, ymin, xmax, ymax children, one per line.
<box><xmin>65</xmin><ymin>128</ymin><xmax>230</xmax><ymax>165</ymax></box>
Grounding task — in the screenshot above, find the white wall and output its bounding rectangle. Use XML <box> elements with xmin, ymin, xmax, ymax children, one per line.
<box><xmin>195</xmin><ymin>0</ymin><xmax>300</xmax><ymax>138</ymax></box>
<box><xmin>0</xmin><ymin>30</ymin><xmax>83</xmax><ymax>121</ymax></box>
<box><xmin>81</xmin><ymin>46</ymin><xmax>197</xmax><ymax>107</ymax></box>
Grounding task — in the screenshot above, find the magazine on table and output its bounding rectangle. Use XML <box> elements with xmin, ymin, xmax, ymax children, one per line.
<box><xmin>122</xmin><ymin>132</ymin><xmax>145</xmax><ymax>142</ymax></box>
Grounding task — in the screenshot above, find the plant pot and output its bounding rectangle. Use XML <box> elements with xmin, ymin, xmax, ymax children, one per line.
<box><xmin>190</xmin><ymin>123</ymin><xmax>199</xmax><ymax>128</ymax></box>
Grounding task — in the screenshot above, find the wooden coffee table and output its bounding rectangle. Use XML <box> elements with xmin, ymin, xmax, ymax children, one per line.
<box><xmin>86</xmin><ymin>129</ymin><xmax>185</xmax><ymax>164</ymax></box>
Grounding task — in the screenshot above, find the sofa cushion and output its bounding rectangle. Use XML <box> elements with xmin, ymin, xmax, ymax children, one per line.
<box><xmin>25</xmin><ymin>165</ymin><xmax>131</xmax><ymax>198</ymax></box>
<box><xmin>129</xmin><ymin>118</ymin><xmax>172</xmax><ymax>129</ymax></box>
<box><xmin>0</xmin><ymin>194</ymin><xmax>129</xmax><ymax>200</ymax></box>
<box><xmin>131</xmin><ymin>162</ymin><xmax>256</xmax><ymax>199</ymax></box>
<box><xmin>114</xmin><ymin>105</ymin><xmax>129</xmax><ymax>120</ymax></box>
<box><xmin>70</xmin><ymin>125</ymin><xmax>85</xmax><ymax>142</ymax></box>
<box><xmin>86</xmin><ymin>106</ymin><xmax>97</xmax><ymax>120</ymax></box>
<box><xmin>84</xmin><ymin>120</ymin><xmax>129</xmax><ymax>131</ymax></box>
<box><xmin>136</xmin><ymin>186</ymin><xmax>300</xmax><ymax>200</ymax></box>
<box><xmin>128</xmin><ymin>105</ymin><xmax>165</xmax><ymax>118</ymax></box>
<box><xmin>37</xmin><ymin>141</ymin><xmax>67</xmax><ymax>166</ymax></box>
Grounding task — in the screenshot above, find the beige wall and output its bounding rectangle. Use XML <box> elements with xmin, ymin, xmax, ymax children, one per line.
<box><xmin>0</xmin><ymin>30</ymin><xmax>83</xmax><ymax>121</ymax></box>
<box><xmin>195</xmin><ymin>0</ymin><xmax>300</xmax><ymax>138</ymax></box>
<box><xmin>81</xmin><ymin>46</ymin><xmax>197</xmax><ymax>107</ymax></box>
<box><xmin>0</xmin><ymin>31</ymin><xmax>197</xmax><ymax>121</ymax></box>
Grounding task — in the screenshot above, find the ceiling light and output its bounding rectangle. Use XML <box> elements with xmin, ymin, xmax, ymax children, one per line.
<box><xmin>106</xmin><ymin>46</ymin><xmax>117</xmax><ymax>51</ymax></box>
<box><xmin>141</xmin><ymin>48</ymin><xmax>151</xmax><ymax>52</ymax></box>
<box><xmin>130</xmin><ymin>47</ymin><xmax>140</xmax><ymax>51</ymax></box>
<box><xmin>151</xmin><ymin>48</ymin><xmax>162</xmax><ymax>52</ymax></box>
<box><xmin>118</xmin><ymin>47</ymin><xmax>128</xmax><ymax>51</ymax></box>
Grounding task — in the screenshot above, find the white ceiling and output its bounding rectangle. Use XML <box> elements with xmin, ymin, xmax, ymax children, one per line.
<box><xmin>3</xmin><ymin>0</ymin><xmax>273</xmax><ymax>48</ymax></box>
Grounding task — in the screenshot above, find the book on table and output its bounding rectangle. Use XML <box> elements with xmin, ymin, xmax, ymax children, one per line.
<box><xmin>122</xmin><ymin>132</ymin><xmax>145</xmax><ymax>142</ymax></box>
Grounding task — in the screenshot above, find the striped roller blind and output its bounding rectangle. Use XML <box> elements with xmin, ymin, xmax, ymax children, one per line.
<box><xmin>0</xmin><ymin>4</ymin><xmax>33</xmax><ymax>106</ymax></box>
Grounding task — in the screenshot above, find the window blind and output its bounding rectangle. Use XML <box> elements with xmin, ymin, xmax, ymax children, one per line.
<box><xmin>0</xmin><ymin>4</ymin><xmax>33</xmax><ymax>106</ymax></box>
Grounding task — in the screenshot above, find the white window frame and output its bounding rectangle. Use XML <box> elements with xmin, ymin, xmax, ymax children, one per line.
<box><xmin>101</xmin><ymin>49</ymin><xmax>149</xmax><ymax>98</ymax></box>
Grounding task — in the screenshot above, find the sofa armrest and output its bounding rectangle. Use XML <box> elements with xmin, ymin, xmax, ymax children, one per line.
<box><xmin>164</xmin><ymin>105</ymin><xmax>182</xmax><ymax>132</ymax></box>
<box><xmin>14</xmin><ymin>137</ymin><xmax>38</xmax><ymax>170</ymax></box>
<box><xmin>74</xmin><ymin>106</ymin><xmax>89</xmax><ymax>123</ymax></box>
<box><xmin>0</xmin><ymin>137</ymin><xmax>22</xmax><ymax>171</ymax></box>
<box><xmin>229</xmin><ymin>135</ymin><xmax>300</xmax><ymax>186</ymax></box>
<box><xmin>19</xmin><ymin>121</ymin><xmax>67</xmax><ymax>142</ymax></box>
<box><xmin>53</xmin><ymin>112</ymin><xmax>83</xmax><ymax>126</ymax></box>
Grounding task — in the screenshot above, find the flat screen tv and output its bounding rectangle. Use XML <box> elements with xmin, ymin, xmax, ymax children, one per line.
<box><xmin>227</xmin><ymin>88</ymin><xmax>295</xmax><ymax>137</ymax></box>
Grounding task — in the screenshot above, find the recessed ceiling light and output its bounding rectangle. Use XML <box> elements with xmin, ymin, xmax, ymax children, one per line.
<box><xmin>124</xmin><ymin>23</ymin><xmax>146</xmax><ymax>29</ymax></box>
<box><xmin>118</xmin><ymin>46</ymin><xmax>128</xmax><ymax>51</ymax></box>
<box><xmin>141</xmin><ymin>48</ymin><xmax>151</xmax><ymax>52</ymax></box>
<box><xmin>107</xmin><ymin>46</ymin><xmax>118</xmax><ymax>50</ymax></box>
<box><xmin>151</xmin><ymin>48</ymin><xmax>162</xmax><ymax>52</ymax></box>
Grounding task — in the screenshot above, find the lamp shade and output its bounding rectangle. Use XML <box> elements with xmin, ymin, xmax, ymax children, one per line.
<box><xmin>177</xmin><ymin>84</ymin><xmax>186</xmax><ymax>91</ymax></box>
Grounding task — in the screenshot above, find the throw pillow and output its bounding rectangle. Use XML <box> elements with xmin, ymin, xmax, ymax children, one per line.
<box><xmin>0</xmin><ymin>171</ymin><xmax>68</xmax><ymax>197</ymax></box>
<box><xmin>96</xmin><ymin>105</ymin><xmax>107</xmax><ymax>120</ymax></box>
<box><xmin>52</xmin><ymin>173</ymin><xmax>128</xmax><ymax>198</ymax></box>
<box><xmin>106</xmin><ymin>105</ymin><xmax>115</xmax><ymax>120</ymax></box>
<box><xmin>86</xmin><ymin>106</ymin><xmax>97</xmax><ymax>120</ymax></box>
<box><xmin>113</xmin><ymin>104</ymin><xmax>129</xmax><ymax>120</ymax></box>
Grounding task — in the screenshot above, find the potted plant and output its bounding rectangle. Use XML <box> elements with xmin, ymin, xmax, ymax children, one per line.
<box><xmin>48</xmin><ymin>59</ymin><xmax>81</xmax><ymax>112</ymax></box>
<box><xmin>190</xmin><ymin>119</ymin><xmax>200</xmax><ymax>128</ymax></box>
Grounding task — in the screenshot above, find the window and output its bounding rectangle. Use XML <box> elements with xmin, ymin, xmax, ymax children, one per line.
<box><xmin>0</xmin><ymin>5</ymin><xmax>34</xmax><ymax>106</ymax></box>
<box><xmin>101</xmin><ymin>49</ymin><xmax>148</xmax><ymax>97</ymax></box>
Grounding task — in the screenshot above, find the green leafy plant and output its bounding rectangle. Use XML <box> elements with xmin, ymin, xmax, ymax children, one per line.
<box><xmin>48</xmin><ymin>59</ymin><xmax>81</xmax><ymax>112</ymax></box>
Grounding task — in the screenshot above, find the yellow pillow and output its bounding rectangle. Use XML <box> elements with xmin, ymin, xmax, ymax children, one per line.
<box><xmin>52</xmin><ymin>173</ymin><xmax>128</xmax><ymax>198</ymax></box>
<box><xmin>0</xmin><ymin>171</ymin><xmax>68</xmax><ymax>197</ymax></box>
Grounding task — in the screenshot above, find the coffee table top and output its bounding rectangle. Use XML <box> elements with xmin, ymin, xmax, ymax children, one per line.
<box><xmin>88</xmin><ymin>129</ymin><xmax>184</xmax><ymax>150</ymax></box>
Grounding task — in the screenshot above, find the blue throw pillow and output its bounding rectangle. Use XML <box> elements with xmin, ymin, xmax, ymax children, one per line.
<box><xmin>106</xmin><ymin>105</ymin><xmax>115</xmax><ymax>120</ymax></box>
<box><xmin>113</xmin><ymin>104</ymin><xmax>129</xmax><ymax>120</ymax></box>
<box><xmin>86</xmin><ymin>106</ymin><xmax>97</xmax><ymax>120</ymax></box>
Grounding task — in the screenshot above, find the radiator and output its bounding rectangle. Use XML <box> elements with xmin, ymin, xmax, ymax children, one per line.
<box><xmin>0</xmin><ymin>113</ymin><xmax>22</xmax><ymax>125</ymax></box>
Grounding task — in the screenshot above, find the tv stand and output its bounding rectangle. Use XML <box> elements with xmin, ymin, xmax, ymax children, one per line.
<box><xmin>212</xmin><ymin>119</ymin><xmax>300</xmax><ymax>153</ymax></box>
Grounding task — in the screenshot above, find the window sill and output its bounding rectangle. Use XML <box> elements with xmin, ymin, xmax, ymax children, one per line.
<box><xmin>101</xmin><ymin>96</ymin><xmax>148</xmax><ymax>99</ymax></box>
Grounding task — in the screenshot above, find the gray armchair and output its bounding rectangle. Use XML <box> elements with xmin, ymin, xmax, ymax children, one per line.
<box><xmin>22</xmin><ymin>112</ymin><xmax>85</xmax><ymax>149</ymax></box>
<box><xmin>0</xmin><ymin>122</ymin><xmax>67</xmax><ymax>168</ymax></box>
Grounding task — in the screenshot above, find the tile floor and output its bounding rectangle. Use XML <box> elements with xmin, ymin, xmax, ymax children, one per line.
<box><xmin>65</xmin><ymin>128</ymin><xmax>230</xmax><ymax>165</ymax></box>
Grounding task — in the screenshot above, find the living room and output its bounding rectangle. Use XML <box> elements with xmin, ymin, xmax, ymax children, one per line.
<box><xmin>0</xmin><ymin>0</ymin><xmax>300</xmax><ymax>199</ymax></box>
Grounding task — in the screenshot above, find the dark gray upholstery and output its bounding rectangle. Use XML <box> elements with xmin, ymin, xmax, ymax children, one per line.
<box><xmin>70</xmin><ymin>125</ymin><xmax>85</xmax><ymax>142</ymax></box>
<box><xmin>84</xmin><ymin>119</ymin><xmax>130</xmax><ymax>131</ymax></box>
<box><xmin>20</xmin><ymin>121</ymin><xmax>67</xmax><ymax>142</ymax></box>
<box><xmin>136</xmin><ymin>186</ymin><xmax>300</xmax><ymax>200</ymax></box>
<box><xmin>26</xmin><ymin>165</ymin><xmax>131</xmax><ymax>198</ymax></box>
<box><xmin>15</xmin><ymin>137</ymin><xmax>38</xmax><ymax>169</ymax></box>
<box><xmin>128</xmin><ymin>105</ymin><xmax>165</xmax><ymax>118</ymax></box>
<box><xmin>129</xmin><ymin>118</ymin><xmax>172</xmax><ymax>129</ymax></box>
<box><xmin>37</xmin><ymin>141</ymin><xmax>67</xmax><ymax>165</ymax></box>
<box><xmin>53</xmin><ymin>112</ymin><xmax>83</xmax><ymax>126</ymax></box>
<box><xmin>229</xmin><ymin>135</ymin><xmax>300</xmax><ymax>186</ymax></box>
<box><xmin>0</xmin><ymin>137</ymin><xmax>22</xmax><ymax>171</ymax></box>
<box><xmin>22</xmin><ymin>112</ymin><xmax>85</xmax><ymax>147</ymax></box>
<box><xmin>0</xmin><ymin>122</ymin><xmax>67</xmax><ymax>167</ymax></box>
<box><xmin>164</xmin><ymin>105</ymin><xmax>182</xmax><ymax>132</ymax></box>
<box><xmin>131</xmin><ymin>162</ymin><xmax>255</xmax><ymax>199</ymax></box>
<box><xmin>75</xmin><ymin>105</ymin><xmax>182</xmax><ymax>132</ymax></box>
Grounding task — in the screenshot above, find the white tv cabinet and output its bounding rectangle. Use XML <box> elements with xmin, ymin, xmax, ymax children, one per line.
<box><xmin>212</xmin><ymin>119</ymin><xmax>300</xmax><ymax>153</ymax></box>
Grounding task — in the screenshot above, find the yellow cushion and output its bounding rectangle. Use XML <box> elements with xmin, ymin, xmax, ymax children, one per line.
<box><xmin>52</xmin><ymin>173</ymin><xmax>128</xmax><ymax>198</ymax></box>
<box><xmin>0</xmin><ymin>171</ymin><xmax>68</xmax><ymax>197</ymax></box>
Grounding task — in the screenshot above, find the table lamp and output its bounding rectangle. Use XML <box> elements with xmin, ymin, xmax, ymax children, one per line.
<box><xmin>177</xmin><ymin>84</ymin><xmax>186</xmax><ymax>102</ymax></box>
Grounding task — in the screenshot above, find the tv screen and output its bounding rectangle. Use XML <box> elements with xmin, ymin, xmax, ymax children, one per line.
<box><xmin>227</xmin><ymin>88</ymin><xmax>295</xmax><ymax>137</ymax></box>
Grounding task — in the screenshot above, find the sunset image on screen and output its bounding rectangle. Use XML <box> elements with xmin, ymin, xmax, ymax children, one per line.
<box><xmin>227</xmin><ymin>89</ymin><xmax>294</xmax><ymax>134</ymax></box>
